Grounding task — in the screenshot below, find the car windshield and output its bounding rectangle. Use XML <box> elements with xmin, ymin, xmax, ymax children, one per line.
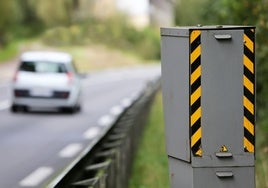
<box><xmin>19</xmin><ymin>61</ymin><xmax>67</xmax><ymax>73</ymax></box>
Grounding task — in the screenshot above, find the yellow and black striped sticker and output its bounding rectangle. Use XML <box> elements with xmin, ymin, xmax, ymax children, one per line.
<box><xmin>190</xmin><ymin>30</ymin><xmax>202</xmax><ymax>156</ymax></box>
<box><xmin>243</xmin><ymin>29</ymin><xmax>255</xmax><ymax>153</ymax></box>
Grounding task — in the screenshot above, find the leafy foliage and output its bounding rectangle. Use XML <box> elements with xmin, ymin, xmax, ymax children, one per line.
<box><xmin>175</xmin><ymin>0</ymin><xmax>209</xmax><ymax>26</ymax></box>
<box><xmin>0</xmin><ymin>1</ymin><xmax>18</xmax><ymax>45</ymax></box>
<box><xmin>0</xmin><ymin>0</ymin><xmax>160</xmax><ymax>60</ymax></box>
<box><xmin>0</xmin><ymin>0</ymin><xmax>75</xmax><ymax>45</ymax></box>
<box><xmin>31</xmin><ymin>0</ymin><xmax>73</xmax><ymax>27</ymax></box>
<box><xmin>42</xmin><ymin>16</ymin><xmax>160</xmax><ymax>60</ymax></box>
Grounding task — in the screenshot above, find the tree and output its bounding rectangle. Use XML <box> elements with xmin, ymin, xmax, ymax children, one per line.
<box><xmin>202</xmin><ymin>0</ymin><xmax>259</xmax><ymax>25</ymax></box>
<box><xmin>0</xmin><ymin>1</ymin><xmax>17</xmax><ymax>46</ymax></box>
<box><xmin>31</xmin><ymin>0</ymin><xmax>74</xmax><ymax>27</ymax></box>
<box><xmin>175</xmin><ymin>0</ymin><xmax>209</xmax><ymax>26</ymax></box>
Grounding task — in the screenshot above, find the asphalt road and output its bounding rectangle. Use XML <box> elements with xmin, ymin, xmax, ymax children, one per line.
<box><xmin>0</xmin><ymin>65</ymin><xmax>161</xmax><ymax>188</ymax></box>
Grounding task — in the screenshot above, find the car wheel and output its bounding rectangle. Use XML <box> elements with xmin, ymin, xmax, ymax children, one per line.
<box><xmin>10</xmin><ymin>105</ymin><xmax>28</xmax><ymax>113</ymax></box>
<box><xmin>76</xmin><ymin>105</ymin><xmax>81</xmax><ymax>112</ymax></box>
<box><xmin>61</xmin><ymin>107</ymin><xmax>76</xmax><ymax>114</ymax></box>
<box><xmin>22</xmin><ymin>106</ymin><xmax>28</xmax><ymax>113</ymax></box>
<box><xmin>10</xmin><ymin>105</ymin><xmax>19</xmax><ymax>113</ymax></box>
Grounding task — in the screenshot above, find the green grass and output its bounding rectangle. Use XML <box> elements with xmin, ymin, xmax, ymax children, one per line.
<box><xmin>256</xmin><ymin>124</ymin><xmax>268</xmax><ymax>188</ymax></box>
<box><xmin>0</xmin><ymin>37</ymin><xmax>46</xmax><ymax>63</ymax></box>
<box><xmin>62</xmin><ymin>45</ymin><xmax>146</xmax><ymax>73</ymax></box>
<box><xmin>0</xmin><ymin>42</ymin><xmax>19</xmax><ymax>62</ymax></box>
<box><xmin>129</xmin><ymin>92</ymin><xmax>170</xmax><ymax>188</ymax></box>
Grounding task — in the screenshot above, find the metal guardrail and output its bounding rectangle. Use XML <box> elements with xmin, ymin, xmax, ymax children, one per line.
<box><xmin>48</xmin><ymin>78</ymin><xmax>161</xmax><ymax>188</ymax></box>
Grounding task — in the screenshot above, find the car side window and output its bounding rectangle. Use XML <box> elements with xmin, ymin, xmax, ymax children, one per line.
<box><xmin>19</xmin><ymin>61</ymin><xmax>35</xmax><ymax>72</ymax></box>
<box><xmin>58</xmin><ymin>64</ymin><xmax>67</xmax><ymax>73</ymax></box>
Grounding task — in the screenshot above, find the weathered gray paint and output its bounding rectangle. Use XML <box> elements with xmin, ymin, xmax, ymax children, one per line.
<box><xmin>168</xmin><ymin>157</ymin><xmax>193</xmax><ymax>188</ymax></box>
<box><xmin>161</xmin><ymin>34</ymin><xmax>190</xmax><ymax>162</ymax></box>
<box><xmin>193</xmin><ymin>167</ymin><xmax>255</xmax><ymax>188</ymax></box>
<box><xmin>201</xmin><ymin>29</ymin><xmax>244</xmax><ymax>157</ymax></box>
<box><xmin>161</xmin><ymin>26</ymin><xmax>255</xmax><ymax>188</ymax></box>
<box><xmin>168</xmin><ymin>158</ymin><xmax>255</xmax><ymax>188</ymax></box>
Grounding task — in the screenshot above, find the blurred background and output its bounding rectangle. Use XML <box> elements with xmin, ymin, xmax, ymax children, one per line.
<box><xmin>0</xmin><ymin>0</ymin><xmax>268</xmax><ymax>187</ymax></box>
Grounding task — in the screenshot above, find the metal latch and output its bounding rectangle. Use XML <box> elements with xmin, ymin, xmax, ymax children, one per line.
<box><xmin>215</xmin><ymin>152</ymin><xmax>233</xmax><ymax>158</ymax></box>
<box><xmin>214</xmin><ymin>34</ymin><xmax>232</xmax><ymax>40</ymax></box>
<box><xmin>216</xmin><ymin>171</ymin><xmax>233</xmax><ymax>178</ymax></box>
<box><xmin>216</xmin><ymin>145</ymin><xmax>233</xmax><ymax>158</ymax></box>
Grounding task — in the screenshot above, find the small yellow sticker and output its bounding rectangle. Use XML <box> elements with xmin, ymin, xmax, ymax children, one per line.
<box><xmin>220</xmin><ymin>145</ymin><xmax>228</xmax><ymax>152</ymax></box>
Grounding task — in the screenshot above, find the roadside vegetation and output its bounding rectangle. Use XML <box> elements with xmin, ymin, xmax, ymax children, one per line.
<box><xmin>129</xmin><ymin>92</ymin><xmax>170</xmax><ymax>188</ymax></box>
<box><xmin>0</xmin><ymin>1</ymin><xmax>160</xmax><ymax>64</ymax></box>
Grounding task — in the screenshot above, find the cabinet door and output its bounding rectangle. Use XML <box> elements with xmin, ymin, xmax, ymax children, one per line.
<box><xmin>161</xmin><ymin>35</ymin><xmax>191</xmax><ymax>162</ymax></box>
<box><xmin>194</xmin><ymin>167</ymin><xmax>255</xmax><ymax>188</ymax></box>
<box><xmin>201</xmin><ymin>30</ymin><xmax>245</xmax><ymax>156</ymax></box>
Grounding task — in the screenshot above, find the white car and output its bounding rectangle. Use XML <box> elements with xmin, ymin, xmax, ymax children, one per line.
<box><xmin>11</xmin><ymin>51</ymin><xmax>82</xmax><ymax>113</ymax></box>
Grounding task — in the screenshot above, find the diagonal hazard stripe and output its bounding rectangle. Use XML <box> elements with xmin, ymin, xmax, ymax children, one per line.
<box><xmin>191</xmin><ymin>46</ymin><xmax>201</xmax><ymax>64</ymax></box>
<box><xmin>191</xmin><ymin>66</ymin><xmax>201</xmax><ymax>85</ymax></box>
<box><xmin>244</xmin><ymin>86</ymin><xmax>254</xmax><ymax>104</ymax></box>
<box><xmin>244</xmin><ymin>117</ymin><xmax>254</xmax><ymax>135</ymax></box>
<box><xmin>190</xmin><ymin>30</ymin><xmax>202</xmax><ymax>157</ymax></box>
<box><xmin>191</xmin><ymin>135</ymin><xmax>200</xmax><ymax>149</ymax></box>
<box><xmin>244</xmin><ymin>34</ymin><xmax>254</xmax><ymax>53</ymax></box>
<box><xmin>244</xmin><ymin>55</ymin><xmax>254</xmax><ymax>73</ymax></box>
<box><xmin>244</xmin><ymin>96</ymin><xmax>254</xmax><ymax>114</ymax></box>
<box><xmin>191</xmin><ymin>118</ymin><xmax>201</xmax><ymax>134</ymax></box>
<box><xmin>190</xmin><ymin>30</ymin><xmax>201</xmax><ymax>43</ymax></box>
<box><xmin>244</xmin><ymin>107</ymin><xmax>254</xmax><ymax>125</ymax></box>
<box><xmin>244</xmin><ymin>46</ymin><xmax>254</xmax><ymax>63</ymax></box>
<box><xmin>191</xmin><ymin>36</ymin><xmax>200</xmax><ymax>52</ymax></box>
<box><xmin>244</xmin><ymin>137</ymin><xmax>254</xmax><ymax>152</ymax></box>
<box><xmin>191</xmin><ymin>107</ymin><xmax>201</xmax><ymax>126</ymax></box>
<box><xmin>191</xmin><ymin>56</ymin><xmax>201</xmax><ymax>72</ymax></box>
<box><xmin>191</xmin><ymin>128</ymin><xmax>202</xmax><ymax>147</ymax></box>
<box><xmin>244</xmin><ymin>128</ymin><xmax>255</xmax><ymax>146</ymax></box>
<box><xmin>243</xmin><ymin>28</ymin><xmax>255</xmax><ymax>153</ymax></box>
<box><xmin>190</xmin><ymin>98</ymin><xmax>201</xmax><ymax>115</ymax></box>
<box><xmin>191</xmin><ymin>87</ymin><xmax>201</xmax><ymax>106</ymax></box>
<box><xmin>244</xmin><ymin>29</ymin><xmax>254</xmax><ymax>43</ymax></box>
<box><xmin>243</xmin><ymin>75</ymin><xmax>254</xmax><ymax>94</ymax></box>
<box><xmin>191</xmin><ymin>139</ymin><xmax>201</xmax><ymax>155</ymax></box>
<box><xmin>191</xmin><ymin>77</ymin><xmax>201</xmax><ymax>93</ymax></box>
<box><xmin>244</xmin><ymin>64</ymin><xmax>255</xmax><ymax>83</ymax></box>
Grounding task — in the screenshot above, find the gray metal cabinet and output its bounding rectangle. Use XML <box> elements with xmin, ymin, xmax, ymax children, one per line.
<box><xmin>161</xmin><ymin>26</ymin><xmax>255</xmax><ymax>188</ymax></box>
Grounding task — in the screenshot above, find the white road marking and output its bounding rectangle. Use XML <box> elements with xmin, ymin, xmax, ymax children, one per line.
<box><xmin>121</xmin><ymin>98</ymin><xmax>132</xmax><ymax>108</ymax></box>
<box><xmin>98</xmin><ymin>115</ymin><xmax>114</xmax><ymax>127</ymax></box>
<box><xmin>110</xmin><ymin>105</ymin><xmax>123</xmax><ymax>116</ymax></box>
<box><xmin>19</xmin><ymin>167</ymin><xmax>54</xmax><ymax>187</ymax></box>
<box><xmin>98</xmin><ymin>99</ymin><xmax>133</xmax><ymax>128</ymax></box>
<box><xmin>83</xmin><ymin>126</ymin><xmax>101</xmax><ymax>140</ymax></box>
<box><xmin>58</xmin><ymin>143</ymin><xmax>83</xmax><ymax>158</ymax></box>
<box><xmin>0</xmin><ymin>100</ymin><xmax>10</xmax><ymax>110</ymax></box>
